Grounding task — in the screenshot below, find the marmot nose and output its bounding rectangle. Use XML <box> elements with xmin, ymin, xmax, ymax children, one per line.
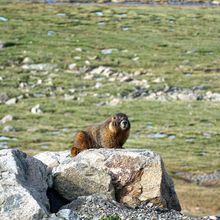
<box><xmin>120</xmin><ymin>120</ymin><xmax>128</xmax><ymax>129</ymax></box>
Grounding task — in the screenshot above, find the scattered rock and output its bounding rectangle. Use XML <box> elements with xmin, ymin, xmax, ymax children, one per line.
<box><xmin>85</xmin><ymin>60</ymin><xmax>91</xmax><ymax>66</ymax></box>
<box><xmin>56</xmin><ymin>13</ymin><xmax>66</xmax><ymax>17</ymax></box>
<box><xmin>0</xmin><ymin>114</ymin><xmax>13</xmax><ymax>124</ymax></box>
<box><xmin>68</xmin><ymin>63</ymin><xmax>77</xmax><ymax>70</ymax></box>
<box><xmin>0</xmin><ymin>41</ymin><xmax>5</xmax><ymax>49</ymax></box>
<box><xmin>22</xmin><ymin>63</ymin><xmax>58</xmax><ymax>71</ymax></box>
<box><xmin>153</xmin><ymin>77</ymin><xmax>165</xmax><ymax>83</ymax></box>
<box><xmin>19</xmin><ymin>82</ymin><xmax>28</xmax><ymax>89</ymax></box>
<box><xmin>74</xmin><ymin>56</ymin><xmax>81</xmax><ymax>60</ymax></box>
<box><xmin>75</xmin><ymin>48</ymin><xmax>82</xmax><ymax>52</ymax></box>
<box><xmin>0</xmin><ymin>16</ymin><xmax>8</xmax><ymax>22</ymax></box>
<box><xmin>95</xmin><ymin>12</ymin><xmax>104</xmax><ymax>16</ymax></box>
<box><xmin>108</xmin><ymin>98</ymin><xmax>122</xmax><ymax>106</ymax></box>
<box><xmin>51</xmin><ymin>149</ymin><xmax>181</xmax><ymax>211</ymax></box>
<box><xmin>0</xmin><ymin>93</ymin><xmax>9</xmax><ymax>104</ymax></box>
<box><xmin>48</xmin><ymin>30</ymin><xmax>56</xmax><ymax>36</ymax></box>
<box><xmin>5</xmin><ymin>97</ymin><xmax>17</xmax><ymax>105</ymax></box>
<box><xmin>31</xmin><ymin>104</ymin><xmax>43</xmax><ymax>114</ymax></box>
<box><xmin>94</xmin><ymin>82</ymin><xmax>102</xmax><ymax>89</ymax></box>
<box><xmin>22</xmin><ymin>57</ymin><xmax>34</xmax><ymax>64</ymax></box>
<box><xmin>101</xmin><ymin>49</ymin><xmax>113</xmax><ymax>55</ymax></box>
<box><xmin>2</xmin><ymin>125</ymin><xmax>16</xmax><ymax>133</ymax></box>
<box><xmin>205</xmin><ymin>91</ymin><xmax>220</xmax><ymax>101</ymax></box>
<box><xmin>0</xmin><ymin>149</ymin><xmax>50</xmax><ymax>219</ymax></box>
<box><xmin>175</xmin><ymin>170</ymin><xmax>220</xmax><ymax>186</ymax></box>
<box><xmin>61</xmin><ymin>194</ymin><xmax>190</xmax><ymax>220</ymax></box>
<box><xmin>63</xmin><ymin>94</ymin><xmax>77</xmax><ymax>101</ymax></box>
<box><xmin>120</xmin><ymin>76</ymin><xmax>133</xmax><ymax>82</ymax></box>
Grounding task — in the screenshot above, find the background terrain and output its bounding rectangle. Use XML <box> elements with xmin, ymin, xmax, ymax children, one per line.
<box><xmin>0</xmin><ymin>2</ymin><xmax>220</xmax><ymax>216</ymax></box>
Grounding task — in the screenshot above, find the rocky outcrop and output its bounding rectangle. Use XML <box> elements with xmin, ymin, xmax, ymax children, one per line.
<box><xmin>38</xmin><ymin>149</ymin><xmax>181</xmax><ymax>211</ymax></box>
<box><xmin>4</xmin><ymin>148</ymin><xmax>213</xmax><ymax>220</ymax></box>
<box><xmin>0</xmin><ymin>149</ymin><xmax>50</xmax><ymax>220</ymax></box>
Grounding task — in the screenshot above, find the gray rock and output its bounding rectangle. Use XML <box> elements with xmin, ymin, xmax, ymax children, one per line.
<box><xmin>175</xmin><ymin>170</ymin><xmax>220</xmax><ymax>186</ymax></box>
<box><xmin>0</xmin><ymin>16</ymin><xmax>8</xmax><ymax>22</ymax></box>
<box><xmin>22</xmin><ymin>57</ymin><xmax>34</xmax><ymax>64</ymax></box>
<box><xmin>52</xmin><ymin>156</ymin><xmax>115</xmax><ymax>201</ymax></box>
<box><xmin>2</xmin><ymin>125</ymin><xmax>16</xmax><ymax>133</ymax></box>
<box><xmin>56</xmin><ymin>209</ymin><xmax>81</xmax><ymax>220</ymax></box>
<box><xmin>34</xmin><ymin>150</ymin><xmax>70</xmax><ymax>169</ymax></box>
<box><xmin>51</xmin><ymin>149</ymin><xmax>181</xmax><ymax>211</ymax></box>
<box><xmin>120</xmin><ymin>76</ymin><xmax>133</xmax><ymax>82</ymax></box>
<box><xmin>0</xmin><ymin>41</ymin><xmax>4</xmax><ymax>49</ymax></box>
<box><xmin>205</xmin><ymin>91</ymin><xmax>220</xmax><ymax>101</ymax></box>
<box><xmin>64</xmin><ymin>94</ymin><xmax>77</xmax><ymax>101</ymax></box>
<box><xmin>22</xmin><ymin>63</ymin><xmax>58</xmax><ymax>71</ymax></box>
<box><xmin>90</xmin><ymin>66</ymin><xmax>113</xmax><ymax>77</ymax></box>
<box><xmin>5</xmin><ymin>97</ymin><xmax>17</xmax><ymax>105</ymax></box>
<box><xmin>31</xmin><ymin>104</ymin><xmax>43</xmax><ymax>114</ymax></box>
<box><xmin>0</xmin><ymin>149</ymin><xmax>50</xmax><ymax>219</ymax></box>
<box><xmin>0</xmin><ymin>115</ymin><xmax>13</xmax><ymax>125</ymax></box>
<box><xmin>62</xmin><ymin>194</ymin><xmax>195</xmax><ymax>220</ymax></box>
<box><xmin>68</xmin><ymin>63</ymin><xmax>77</xmax><ymax>70</ymax></box>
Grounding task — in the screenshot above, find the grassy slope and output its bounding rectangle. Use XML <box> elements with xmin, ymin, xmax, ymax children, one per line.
<box><xmin>0</xmin><ymin>3</ymin><xmax>220</xmax><ymax>216</ymax></box>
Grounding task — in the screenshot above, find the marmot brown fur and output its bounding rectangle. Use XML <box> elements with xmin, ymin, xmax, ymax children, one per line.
<box><xmin>70</xmin><ymin>113</ymin><xmax>130</xmax><ymax>156</ymax></box>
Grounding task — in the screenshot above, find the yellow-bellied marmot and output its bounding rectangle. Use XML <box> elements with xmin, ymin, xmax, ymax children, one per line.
<box><xmin>71</xmin><ymin>112</ymin><xmax>130</xmax><ymax>156</ymax></box>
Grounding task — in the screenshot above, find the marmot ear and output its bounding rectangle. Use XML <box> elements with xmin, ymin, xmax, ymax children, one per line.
<box><xmin>112</xmin><ymin>116</ymin><xmax>116</xmax><ymax>120</ymax></box>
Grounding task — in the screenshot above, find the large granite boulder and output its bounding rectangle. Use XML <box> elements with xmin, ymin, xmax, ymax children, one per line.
<box><xmin>45</xmin><ymin>149</ymin><xmax>181</xmax><ymax>211</ymax></box>
<box><xmin>0</xmin><ymin>149</ymin><xmax>50</xmax><ymax>220</ymax></box>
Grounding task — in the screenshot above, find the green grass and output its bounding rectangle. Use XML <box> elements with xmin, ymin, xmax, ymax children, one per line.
<box><xmin>1</xmin><ymin>3</ymin><xmax>220</xmax><ymax>216</ymax></box>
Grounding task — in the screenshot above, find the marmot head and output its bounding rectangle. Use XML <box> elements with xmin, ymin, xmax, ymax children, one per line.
<box><xmin>109</xmin><ymin>112</ymin><xmax>130</xmax><ymax>132</ymax></box>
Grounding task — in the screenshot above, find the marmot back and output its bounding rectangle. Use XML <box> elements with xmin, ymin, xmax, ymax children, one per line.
<box><xmin>71</xmin><ymin>113</ymin><xmax>130</xmax><ymax>156</ymax></box>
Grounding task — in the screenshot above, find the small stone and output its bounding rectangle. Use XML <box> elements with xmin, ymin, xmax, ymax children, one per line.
<box><xmin>31</xmin><ymin>104</ymin><xmax>43</xmax><ymax>114</ymax></box>
<box><xmin>5</xmin><ymin>97</ymin><xmax>17</xmax><ymax>105</ymax></box>
<box><xmin>85</xmin><ymin>60</ymin><xmax>90</xmax><ymax>66</ymax></box>
<box><xmin>153</xmin><ymin>77</ymin><xmax>164</xmax><ymax>83</ymax></box>
<box><xmin>0</xmin><ymin>93</ymin><xmax>9</xmax><ymax>103</ymax></box>
<box><xmin>68</xmin><ymin>63</ymin><xmax>77</xmax><ymax>70</ymax></box>
<box><xmin>95</xmin><ymin>12</ymin><xmax>104</xmax><ymax>16</ymax></box>
<box><xmin>3</xmin><ymin>125</ymin><xmax>16</xmax><ymax>133</ymax></box>
<box><xmin>120</xmin><ymin>76</ymin><xmax>133</xmax><ymax>82</ymax></box>
<box><xmin>132</xmin><ymin>57</ymin><xmax>139</xmax><ymax>61</ymax></box>
<box><xmin>69</xmin><ymin>89</ymin><xmax>76</xmax><ymax>94</ymax></box>
<box><xmin>22</xmin><ymin>57</ymin><xmax>34</xmax><ymax>64</ymax></box>
<box><xmin>56</xmin><ymin>13</ymin><xmax>66</xmax><ymax>17</ymax></box>
<box><xmin>0</xmin><ymin>41</ymin><xmax>4</xmax><ymax>49</ymax></box>
<box><xmin>88</xmin><ymin>56</ymin><xmax>97</xmax><ymax>60</ymax></box>
<box><xmin>22</xmin><ymin>63</ymin><xmax>58</xmax><ymax>71</ymax></box>
<box><xmin>48</xmin><ymin>30</ymin><xmax>56</xmax><ymax>36</ymax></box>
<box><xmin>64</xmin><ymin>94</ymin><xmax>77</xmax><ymax>101</ymax></box>
<box><xmin>0</xmin><ymin>16</ymin><xmax>8</xmax><ymax>22</ymax></box>
<box><xmin>75</xmin><ymin>47</ymin><xmax>82</xmax><ymax>52</ymax></box>
<box><xmin>0</xmin><ymin>76</ymin><xmax>2</xmax><ymax>80</ymax></box>
<box><xmin>19</xmin><ymin>82</ymin><xmax>28</xmax><ymax>89</ymax></box>
<box><xmin>0</xmin><ymin>115</ymin><xmax>13</xmax><ymax>124</ymax></box>
<box><xmin>108</xmin><ymin>98</ymin><xmax>121</xmax><ymax>106</ymax></box>
<box><xmin>74</xmin><ymin>56</ymin><xmax>81</xmax><ymax>60</ymax></box>
<box><xmin>56</xmin><ymin>209</ymin><xmax>81</xmax><ymax>220</ymax></box>
<box><xmin>95</xmin><ymin>82</ymin><xmax>102</xmax><ymax>89</ymax></box>
<box><xmin>101</xmin><ymin>49</ymin><xmax>112</xmax><ymax>54</ymax></box>
<box><xmin>37</xmin><ymin>79</ymin><xmax>42</xmax><ymax>85</ymax></box>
